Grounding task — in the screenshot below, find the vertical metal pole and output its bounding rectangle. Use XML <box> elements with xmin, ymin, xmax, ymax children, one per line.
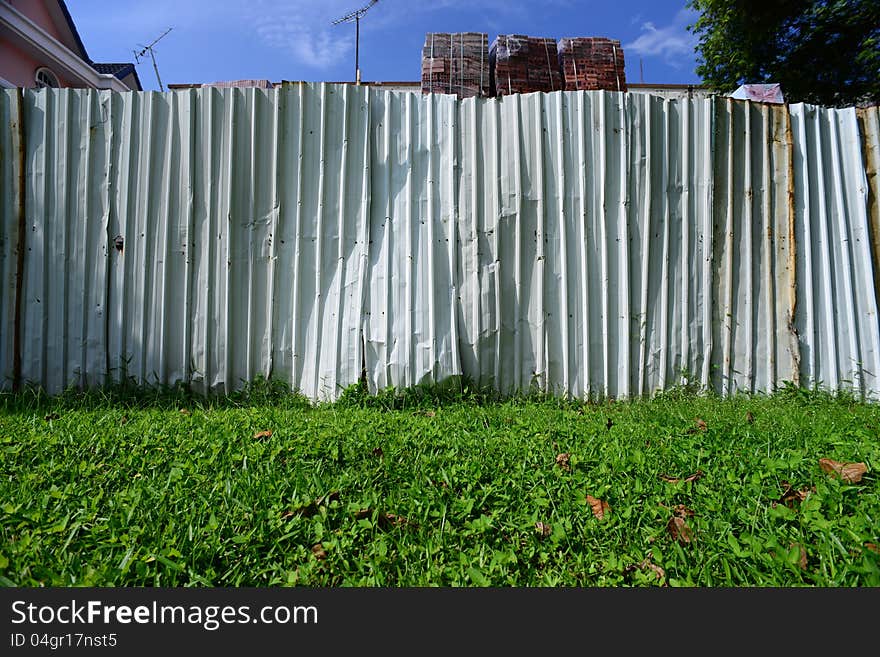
<box><xmin>612</xmin><ymin>45</ymin><xmax>620</xmax><ymax>91</ymax></box>
<box><xmin>355</xmin><ymin>14</ymin><xmax>361</xmax><ymax>85</ymax></box>
<box><xmin>150</xmin><ymin>48</ymin><xmax>165</xmax><ymax>91</ymax></box>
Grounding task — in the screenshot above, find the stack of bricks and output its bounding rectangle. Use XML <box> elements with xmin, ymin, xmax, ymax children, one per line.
<box><xmin>490</xmin><ymin>35</ymin><xmax>563</xmax><ymax>97</ymax></box>
<box><xmin>421</xmin><ymin>32</ymin><xmax>490</xmax><ymax>99</ymax></box>
<box><xmin>557</xmin><ymin>37</ymin><xmax>627</xmax><ymax>92</ymax></box>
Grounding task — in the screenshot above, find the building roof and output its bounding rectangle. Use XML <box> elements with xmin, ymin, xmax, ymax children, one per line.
<box><xmin>91</xmin><ymin>62</ymin><xmax>131</xmax><ymax>77</ymax></box>
<box><xmin>91</xmin><ymin>62</ymin><xmax>142</xmax><ymax>89</ymax></box>
<box><xmin>57</xmin><ymin>1</ymin><xmax>142</xmax><ymax>90</ymax></box>
<box><xmin>56</xmin><ymin>0</ymin><xmax>90</xmax><ymax>61</ymax></box>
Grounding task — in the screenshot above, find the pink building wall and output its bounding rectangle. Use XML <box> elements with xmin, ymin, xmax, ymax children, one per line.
<box><xmin>1</xmin><ymin>0</ymin><xmax>78</xmax><ymax>87</ymax></box>
<box><xmin>0</xmin><ymin>38</ymin><xmax>70</xmax><ymax>87</ymax></box>
<box><xmin>7</xmin><ymin>0</ymin><xmax>67</xmax><ymax>43</ymax></box>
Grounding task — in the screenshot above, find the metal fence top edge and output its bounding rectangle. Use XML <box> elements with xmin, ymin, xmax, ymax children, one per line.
<box><xmin>5</xmin><ymin>85</ymin><xmax>875</xmax><ymax>114</ymax></box>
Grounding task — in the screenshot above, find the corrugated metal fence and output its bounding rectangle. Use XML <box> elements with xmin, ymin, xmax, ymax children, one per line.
<box><xmin>1</xmin><ymin>85</ymin><xmax>878</xmax><ymax>400</ymax></box>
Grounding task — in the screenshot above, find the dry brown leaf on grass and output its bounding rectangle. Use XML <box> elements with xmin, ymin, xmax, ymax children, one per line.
<box><xmin>864</xmin><ymin>543</ymin><xmax>880</xmax><ymax>555</ymax></box>
<box><xmin>773</xmin><ymin>544</ymin><xmax>808</xmax><ymax>569</ymax></box>
<box><xmin>179</xmin><ymin>408</ymin><xmax>190</xmax><ymax>416</ymax></box>
<box><xmin>667</xmin><ymin>516</ymin><xmax>693</xmax><ymax>544</ymax></box>
<box><xmin>672</xmin><ymin>504</ymin><xmax>694</xmax><ymax>519</ymax></box>
<box><xmin>658</xmin><ymin>502</ymin><xmax>694</xmax><ymax>518</ymax></box>
<box><xmin>624</xmin><ymin>558</ymin><xmax>666</xmax><ymax>584</ymax></box>
<box><xmin>311</xmin><ymin>544</ymin><xmax>327</xmax><ymax>560</ymax></box>
<box><xmin>586</xmin><ymin>495</ymin><xmax>611</xmax><ymax>520</ymax></box>
<box><xmin>556</xmin><ymin>453</ymin><xmax>571</xmax><ymax>472</ymax></box>
<box><xmin>819</xmin><ymin>458</ymin><xmax>867</xmax><ymax>483</ymax></box>
<box><xmin>777</xmin><ymin>481</ymin><xmax>814</xmax><ymax>508</ymax></box>
<box><xmin>535</xmin><ymin>522</ymin><xmax>552</xmax><ymax>538</ymax></box>
<box><xmin>686</xmin><ymin>418</ymin><xmax>708</xmax><ymax>434</ymax></box>
<box><xmin>645</xmin><ymin>562</ymin><xmax>666</xmax><ymax>583</ymax></box>
<box><xmin>746</xmin><ymin>411</ymin><xmax>755</xmax><ymax>424</ymax></box>
<box><xmin>659</xmin><ymin>470</ymin><xmax>705</xmax><ymax>484</ymax></box>
<box><xmin>253</xmin><ymin>429</ymin><xmax>273</xmax><ymax>440</ymax></box>
<box><xmin>380</xmin><ymin>512</ymin><xmax>415</xmax><ymax>529</ymax></box>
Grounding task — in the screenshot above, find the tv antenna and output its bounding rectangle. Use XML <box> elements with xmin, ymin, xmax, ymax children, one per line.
<box><xmin>331</xmin><ymin>0</ymin><xmax>379</xmax><ymax>85</ymax></box>
<box><xmin>134</xmin><ymin>27</ymin><xmax>173</xmax><ymax>91</ymax></box>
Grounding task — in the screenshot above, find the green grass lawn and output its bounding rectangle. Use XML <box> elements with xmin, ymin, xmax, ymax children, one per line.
<box><xmin>1</xmin><ymin>381</ymin><xmax>878</xmax><ymax>587</ymax></box>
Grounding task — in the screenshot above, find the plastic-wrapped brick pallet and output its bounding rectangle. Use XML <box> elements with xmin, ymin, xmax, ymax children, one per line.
<box><xmin>558</xmin><ymin>37</ymin><xmax>627</xmax><ymax>92</ymax></box>
<box><xmin>490</xmin><ymin>35</ymin><xmax>563</xmax><ymax>97</ymax></box>
<box><xmin>421</xmin><ymin>32</ymin><xmax>490</xmax><ymax>99</ymax></box>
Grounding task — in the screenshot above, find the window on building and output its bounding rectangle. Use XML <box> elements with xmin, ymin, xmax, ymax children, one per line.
<box><xmin>35</xmin><ymin>67</ymin><xmax>60</xmax><ymax>88</ymax></box>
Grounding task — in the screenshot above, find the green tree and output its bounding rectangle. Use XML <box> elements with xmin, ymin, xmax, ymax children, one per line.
<box><xmin>687</xmin><ymin>0</ymin><xmax>880</xmax><ymax>106</ymax></box>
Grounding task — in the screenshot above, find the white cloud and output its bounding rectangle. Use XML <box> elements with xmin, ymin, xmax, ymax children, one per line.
<box><xmin>71</xmin><ymin>0</ymin><xmax>598</xmax><ymax>75</ymax></box>
<box><xmin>624</xmin><ymin>8</ymin><xmax>698</xmax><ymax>67</ymax></box>
<box><xmin>246</xmin><ymin>1</ymin><xmax>365</xmax><ymax>70</ymax></box>
<box><xmin>243</xmin><ymin>0</ymin><xmax>529</xmax><ymax>71</ymax></box>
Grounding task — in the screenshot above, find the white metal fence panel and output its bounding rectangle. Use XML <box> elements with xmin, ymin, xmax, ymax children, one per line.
<box><xmin>791</xmin><ymin>103</ymin><xmax>880</xmax><ymax>397</ymax></box>
<box><xmin>711</xmin><ymin>98</ymin><xmax>799</xmax><ymax>396</ymax></box>
<box><xmin>21</xmin><ymin>89</ymin><xmax>112</xmax><ymax>392</ymax></box>
<box><xmin>450</xmin><ymin>92</ymin><xmax>795</xmax><ymax>399</ymax></box>
<box><xmin>10</xmin><ymin>84</ymin><xmax>370</xmax><ymax>399</ymax></box>
<box><xmin>1</xmin><ymin>85</ymin><xmax>878</xmax><ymax>400</ymax></box>
<box><xmin>364</xmin><ymin>90</ymin><xmax>462</xmax><ymax>392</ymax></box>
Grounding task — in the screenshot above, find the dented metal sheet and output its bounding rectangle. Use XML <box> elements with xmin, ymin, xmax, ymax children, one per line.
<box><xmin>451</xmin><ymin>92</ymin><xmax>721</xmax><ymax>398</ymax></box>
<box><xmin>447</xmin><ymin>92</ymin><xmax>797</xmax><ymax>398</ymax></box>
<box><xmin>710</xmin><ymin>98</ymin><xmax>799</xmax><ymax>396</ymax></box>
<box><xmin>791</xmin><ymin>104</ymin><xmax>880</xmax><ymax>397</ymax></box>
<box><xmin>364</xmin><ymin>91</ymin><xmax>462</xmax><ymax>391</ymax></box>
<box><xmin>8</xmin><ymin>84</ymin><xmax>370</xmax><ymax>399</ymax></box>
<box><xmin>1</xmin><ymin>86</ymin><xmax>878</xmax><ymax>400</ymax></box>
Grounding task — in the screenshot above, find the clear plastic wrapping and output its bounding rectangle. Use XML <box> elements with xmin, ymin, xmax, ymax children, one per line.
<box><xmin>558</xmin><ymin>37</ymin><xmax>627</xmax><ymax>92</ymax></box>
<box><xmin>421</xmin><ymin>32</ymin><xmax>490</xmax><ymax>98</ymax></box>
<box><xmin>490</xmin><ymin>35</ymin><xmax>562</xmax><ymax>97</ymax></box>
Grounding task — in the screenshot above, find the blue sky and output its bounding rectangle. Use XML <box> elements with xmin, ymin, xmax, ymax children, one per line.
<box><xmin>67</xmin><ymin>0</ymin><xmax>701</xmax><ymax>90</ymax></box>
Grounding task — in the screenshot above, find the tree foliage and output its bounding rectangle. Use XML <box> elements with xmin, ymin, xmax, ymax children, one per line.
<box><xmin>687</xmin><ymin>0</ymin><xmax>880</xmax><ymax>106</ymax></box>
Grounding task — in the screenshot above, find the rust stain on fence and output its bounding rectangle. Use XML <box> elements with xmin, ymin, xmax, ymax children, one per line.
<box><xmin>857</xmin><ymin>107</ymin><xmax>880</xmax><ymax>315</ymax></box>
<box><xmin>783</xmin><ymin>104</ymin><xmax>800</xmax><ymax>385</ymax></box>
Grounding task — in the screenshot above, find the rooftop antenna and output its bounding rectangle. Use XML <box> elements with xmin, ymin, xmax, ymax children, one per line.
<box><xmin>134</xmin><ymin>27</ymin><xmax>173</xmax><ymax>91</ymax></box>
<box><xmin>331</xmin><ymin>0</ymin><xmax>379</xmax><ymax>85</ymax></box>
